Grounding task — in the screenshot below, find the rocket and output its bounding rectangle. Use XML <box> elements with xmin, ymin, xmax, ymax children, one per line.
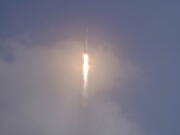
<box><xmin>82</xmin><ymin>28</ymin><xmax>89</xmax><ymax>97</ymax></box>
<box><xmin>84</xmin><ymin>28</ymin><xmax>88</xmax><ymax>54</ymax></box>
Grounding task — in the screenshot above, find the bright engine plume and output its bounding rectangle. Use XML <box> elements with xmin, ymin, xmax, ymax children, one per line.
<box><xmin>83</xmin><ymin>53</ymin><xmax>89</xmax><ymax>97</ymax></box>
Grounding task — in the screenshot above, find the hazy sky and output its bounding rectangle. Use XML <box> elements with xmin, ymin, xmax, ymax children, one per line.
<box><xmin>0</xmin><ymin>0</ymin><xmax>179</xmax><ymax>135</ymax></box>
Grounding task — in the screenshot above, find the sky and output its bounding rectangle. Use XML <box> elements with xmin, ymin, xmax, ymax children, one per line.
<box><xmin>0</xmin><ymin>0</ymin><xmax>179</xmax><ymax>135</ymax></box>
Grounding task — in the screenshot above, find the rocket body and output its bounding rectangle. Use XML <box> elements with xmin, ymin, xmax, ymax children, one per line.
<box><xmin>84</xmin><ymin>28</ymin><xmax>88</xmax><ymax>53</ymax></box>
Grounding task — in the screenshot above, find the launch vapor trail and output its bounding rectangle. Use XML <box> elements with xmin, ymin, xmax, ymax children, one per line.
<box><xmin>83</xmin><ymin>53</ymin><xmax>89</xmax><ymax>97</ymax></box>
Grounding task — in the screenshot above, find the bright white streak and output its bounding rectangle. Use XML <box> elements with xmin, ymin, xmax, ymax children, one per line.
<box><xmin>83</xmin><ymin>53</ymin><xmax>89</xmax><ymax>97</ymax></box>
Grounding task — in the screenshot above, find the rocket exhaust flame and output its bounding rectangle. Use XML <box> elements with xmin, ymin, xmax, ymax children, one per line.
<box><xmin>83</xmin><ymin>53</ymin><xmax>89</xmax><ymax>97</ymax></box>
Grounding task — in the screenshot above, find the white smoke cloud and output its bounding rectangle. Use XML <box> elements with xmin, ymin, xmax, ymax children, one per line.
<box><xmin>0</xmin><ymin>42</ymin><xmax>142</xmax><ymax>135</ymax></box>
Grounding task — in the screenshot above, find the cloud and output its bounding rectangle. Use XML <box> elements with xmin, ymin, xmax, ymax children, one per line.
<box><xmin>0</xmin><ymin>43</ymin><xmax>14</xmax><ymax>62</ymax></box>
<box><xmin>0</xmin><ymin>44</ymin><xmax>142</xmax><ymax>135</ymax></box>
<box><xmin>0</xmin><ymin>25</ymin><xmax>79</xmax><ymax>62</ymax></box>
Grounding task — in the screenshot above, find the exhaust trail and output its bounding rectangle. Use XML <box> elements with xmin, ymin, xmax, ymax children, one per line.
<box><xmin>83</xmin><ymin>53</ymin><xmax>89</xmax><ymax>97</ymax></box>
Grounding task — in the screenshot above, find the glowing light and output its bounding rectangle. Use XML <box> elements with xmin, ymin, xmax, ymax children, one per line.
<box><xmin>83</xmin><ymin>53</ymin><xmax>89</xmax><ymax>97</ymax></box>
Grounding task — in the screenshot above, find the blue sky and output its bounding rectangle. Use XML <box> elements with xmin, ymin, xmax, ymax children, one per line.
<box><xmin>0</xmin><ymin>0</ymin><xmax>179</xmax><ymax>135</ymax></box>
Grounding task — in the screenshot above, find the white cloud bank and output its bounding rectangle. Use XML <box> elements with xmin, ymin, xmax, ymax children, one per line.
<box><xmin>0</xmin><ymin>43</ymin><xmax>142</xmax><ymax>135</ymax></box>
